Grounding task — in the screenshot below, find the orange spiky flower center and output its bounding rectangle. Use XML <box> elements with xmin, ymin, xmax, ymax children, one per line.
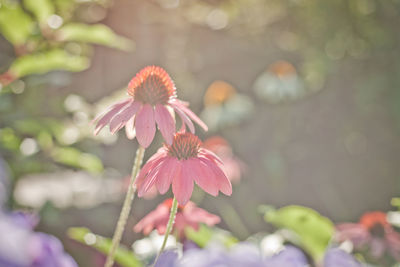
<box><xmin>128</xmin><ymin>66</ymin><xmax>176</xmax><ymax>106</ymax></box>
<box><xmin>360</xmin><ymin>211</ymin><xmax>389</xmax><ymax>237</ymax></box>
<box><xmin>167</xmin><ymin>132</ymin><xmax>201</xmax><ymax>160</ymax></box>
<box><xmin>163</xmin><ymin>198</ymin><xmax>185</xmax><ymax>212</ymax></box>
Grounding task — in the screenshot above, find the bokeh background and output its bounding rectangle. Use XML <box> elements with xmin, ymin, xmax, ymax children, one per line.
<box><xmin>1</xmin><ymin>0</ymin><xmax>400</xmax><ymax>266</ymax></box>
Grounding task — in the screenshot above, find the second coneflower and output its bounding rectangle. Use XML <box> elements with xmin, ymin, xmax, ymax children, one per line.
<box><xmin>134</xmin><ymin>198</ymin><xmax>220</xmax><ymax>240</ymax></box>
<box><xmin>93</xmin><ymin>66</ymin><xmax>207</xmax><ymax>148</ymax></box>
<box><xmin>135</xmin><ymin>131</ymin><xmax>232</xmax><ymax>205</ymax></box>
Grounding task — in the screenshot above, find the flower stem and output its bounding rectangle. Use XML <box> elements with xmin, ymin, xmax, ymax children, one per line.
<box><xmin>152</xmin><ymin>197</ymin><xmax>178</xmax><ymax>267</ymax></box>
<box><xmin>104</xmin><ymin>146</ymin><xmax>145</xmax><ymax>267</ymax></box>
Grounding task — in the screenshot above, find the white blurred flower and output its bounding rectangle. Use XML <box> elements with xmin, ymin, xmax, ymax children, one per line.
<box><xmin>253</xmin><ymin>61</ymin><xmax>305</xmax><ymax>103</ymax></box>
<box><xmin>14</xmin><ymin>171</ymin><xmax>123</xmax><ymax>209</ymax></box>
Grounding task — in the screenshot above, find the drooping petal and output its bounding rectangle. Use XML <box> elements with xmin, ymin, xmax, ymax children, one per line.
<box><xmin>185</xmin><ymin>203</ymin><xmax>221</xmax><ymax>226</ymax></box>
<box><xmin>335</xmin><ymin>224</ymin><xmax>370</xmax><ymax>248</ymax></box>
<box><xmin>155</xmin><ymin>104</ymin><xmax>175</xmax><ymax>145</ymax></box>
<box><xmin>136</xmin><ymin>154</ymin><xmax>166</xmax><ymax>195</ymax></box>
<box><xmin>386</xmin><ymin>231</ymin><xmax>400</xmax><ymax>261</ymax></box>
<box><xmin>174</xmin><ymin>100</ymin><xmax>208</xmax><ymax>131</ymax></box>
<box><xmin>134</xmin><ymin>203</ymin><xmax>170</xmax><ymax>235</ymax></box>
<box><xmin>125</xmin><ymin>116</ymin><xmax>136</xmax><ymax>140</ymax></box>
<box><xmin>93</xmin><ymin>99</ymin><xmax>131</xmax><ymax>135</ymax></box>
<box><xmin>199</xmin><ymin>148</ymin><xmax>223</xmax><ymax>164</ymax></box>
<box><xmin>155</xmin><ymin>157</ymin><xmax>178</xmax><ymax>194</ymax></box>
<box><xmin>135</xmin><ymin>104</ymin><xmax>156</xmax><ymax>148</ymax></box>
<box><xmin>186</xmin><ymin>158</ymin><xmax>218</xmax><ymax>196</ymax></box>
<box><xmin>172</xmin><ymin>161</ymin><xmax>193</xmax><ymax>205</ymax></box>
<box><xmin>202</xmin><ymin>158</ymin><xmax>232</xmax><ymax>195</ymax></box>
<box><xmin>109</xmin><ymin>101</ymin><xmax>141</xmax><ymax>134</ymax></box>
<box><xmin>171</xmin><ymin>104</ymin><xmax>195</xmax><ymax>133</ymax></box>
<box><xmin>137</xmin><ymin>160</ymin><xmax>165</xmax><ymax>197</ymax></box>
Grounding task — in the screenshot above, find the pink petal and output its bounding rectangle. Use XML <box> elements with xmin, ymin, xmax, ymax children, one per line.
<box><xmin>199</xmin><ymin>148</ymin><xmax>223</xmax><ymax>164</ymax></box>
<box><xmin>135</xmin><ymin>104</ymin><xmax>156</xmax><ymax>148</ymax></box>
<box><xmin>156</xmin><ymin>157</ymin><xmax>178</xmax><ymax>194</ymax></box>
<box><xmin>109</xmin><ymin>101</ymin><xmax>141</xmax><ymax>134</ymax></box>
<box><xmin>185</xmin><ymin>206</ymin><xmax>221</xmax><ymax>226</ymax></box>
<box><xmin>136</xmin><ymin>154</ymin><xmax>166</xmax><ymax>195</ymax></box>
<box><xmin>174</xmin><ymin>100</ymin><xmax>208</xmax><ymax>131</ymax></box>
<box><xmin>187</xmin><ymin>159</ymin><xmax>218</xmax><ymax>196</ymax></box>
<box><xmin>172</xmin><ymin>161</ymin><xmax>193</xmax><ymax>205</ymax></box>
<box><xmin>137</xmin><ymin>161</ymin><xmax>164</xmax><ymax>197</ymax></box>
<box><xmin>335</xmin><ymin>224</ymin><xmax>369</xmax><ymax>247</ymax></box>
<box><xmin>155</xmin><ymin>104</ymin><xmax>175</xmax><ymax>145</ymax></box>
<box><xmin>171</xmin><ymin>104</ymin><xmax>195</xmax><ymax>133</ymax></box>
<box><xmin>125</xmin><ymin>116</ymin><xmax>136</xmax><ymax>140</ymax></box>
<box><xmin>134</xmin><ymin>203</ymin><xmax>169</xmax><ymax>234</ymax></box>
<box><xmin>93</xmin><ymin>99</ymin><xmax>131</xmax><ymax>135</ymax></box>
<box><xmin>387</xmin><ymin>231</ymin><xmax>400</xmax><ymax>261</ymax></box>
<box><xmin>202</xmin><ymin>158</ymin><xmax>232</xmax><ymax>196</ymax></box>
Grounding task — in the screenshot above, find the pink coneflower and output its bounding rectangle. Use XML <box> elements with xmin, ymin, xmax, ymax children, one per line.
<box><xmin>203</xmin><ymin>136</ymin><xmax>245</xmax><ymax>183</ymax></box>
<box><xmin>336</xmin><ymin>211</ymin><xmax>400</xmax><ymax>261</ymax></box>
<box><xmin>134</xmin><ymin>198</ymin><xmax>220</xmax><ymax>239</ymax></box>
<box><xmin>93</xmin><ymin>66</ymin><xmax>207</xmax><ymax>148</ymax></box>
<box><xmin>135</xmin><ymin>132</ymin><xmax>232</xmax><ymax>205</ymax></box>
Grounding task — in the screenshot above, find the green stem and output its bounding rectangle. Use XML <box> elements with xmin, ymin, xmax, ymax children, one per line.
<box><xmin>104</xmin><ymin>146</ymin><xmax>145</xmax><ymax>267</ymax></box>
<box><xmin>152</xmin><ymin>197</ymin><xmax>178</xmax><ymax>267</ymax></box>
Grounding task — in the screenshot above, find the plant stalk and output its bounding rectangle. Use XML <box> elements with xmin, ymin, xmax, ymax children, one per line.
<box><xmin>152</xmin><ymin>197</ymin><xmax>178</xmax><ymax>267</ymax></box>
<box><xmin>104</xmin><ymin>146</ymin><xmax>145</xmax><ymax>267</ymax></box>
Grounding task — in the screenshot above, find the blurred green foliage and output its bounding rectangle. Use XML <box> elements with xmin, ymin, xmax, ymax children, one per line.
<box><xmin>264</xmin><ymin>205</ymin><xmax>334</xmax><ymax>261</ymax></box>
<box><xmin>0</xmin><ymin>0</ymin><xmax>132</xmax><ymax>81</ymax></box>
<box><xmin>0</xmin><ymin>0</ymin><xmax>132</xmax><ymax>207</ymax></box>
<box><xmin>68</xmin><ymin>227</ymin><xmax>143</xmax><ymax>267</ymax></box>
<box><xmin>185</xmin><ymin>224</ymin><xmax>239</xmax><ymax>248</ymax></box>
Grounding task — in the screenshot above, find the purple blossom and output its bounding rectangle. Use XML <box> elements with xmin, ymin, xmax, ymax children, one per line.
<box><xmin>0</xmin><ymin>212</ymin><xmax>77</xmax><ymax>267</ymax></box>
<box><xmin>324</xmin><ymin>248</ymin><xmax>362</xmax><ymax>267</ymax></box>
<box><xmin>154</xmin><ymin>250</ymin><xmax>179</xmax><ymax>267</ymax></box>
<box><xmin>264</xmin><ymin>246</ymin><xmax>308</xmax><ymax>267</ymax></box>
<box><xmin>153</xmin><ymin>244</ymin><xmax>363</xmax><ymax>267</ymax></box>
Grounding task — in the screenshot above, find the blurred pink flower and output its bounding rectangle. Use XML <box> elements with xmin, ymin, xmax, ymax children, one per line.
<box><xmin>134</xmin><ymin>198</ymin><xmax>220</xmax><ymax>239</ymax></box>
<box><xmin>336</xmin><ymin>211</ymin><xmax>400</xmax><ymax>261</ymax></box>
<box><xmin>135</xmin><ymin>131</ymin><xmax>232</xmax><ymax>205</ymax></box>
<box><xmin>93</xmin><ymin>66</ymin><xmax>207</xmax><ymax>148</ymax></box>
<box><xmin>203</xmin><ymin>136</ymin><xmax>245</xmax><ymax>183</ymax></box>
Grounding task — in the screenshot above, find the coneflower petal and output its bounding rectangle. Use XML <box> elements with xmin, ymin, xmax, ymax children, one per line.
<box><xmin>155</xmin><ymin>104</ymin><xmax>175</xmax><ymax>145</ymax></box>
<box><xmin>174</xmin><ymin>100</ymin><xmax>208</xmax><ymax>131</ymax></box>
<box><xmin>136</xmin><ymin>156</ymin><xmax>165</xmax><ymax>196</ymax></box>
<box><xmin>186</xmin><ymin>206</ymin><xmax>221</xmax><ymax>225</ymax></box>
<box><xmin>155</xmin><ymin>157</ymin><xmax>177</xmax><ymax>194</ymax></box>
<box><xmin>199</xmin><ymin>148</ymin><xmax>223</xmax><ymax>164</ymax></box>
<box><xmin>135</xmin><ymin>104</ymin><xmax>156</xmax><ymax>148</ymax></box>
<box><xmin>172</xmin><ymin>161</ymin><xmax>193</xmax><ymax>205</ymax></box>
<box><xmin>93</xmin><ymin>99</ymin><xmax>131</xmax><ymax>135</ymax></box>
<box><xmin>203</xmin><ymin>157</ymin><xmax>232</xmax><ymax>195</ymax></box>
<box><xmin>137</xmin><ymin>161</ymin><xmax>164</xmax><ymax>197</ymax></box>
<box><xmin>187</xmin><ymin>159</ymin><xmax>218</xmax><ymax>196</ymax></box>
<box><xmin>109</xmin><ymin>101</ymin><xmax>141</xmax><ymax>134</ymax></box>
<box><xmin>171</xmin><ymin>104</ymin><xmax>195</xmax><ymax>133</ymax></box>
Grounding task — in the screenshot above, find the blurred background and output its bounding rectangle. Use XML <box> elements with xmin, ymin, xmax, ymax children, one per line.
<box><xmin>1</xmin><ymin>0</ymin><xmax>400</xmax><ymax>266</ymax></box>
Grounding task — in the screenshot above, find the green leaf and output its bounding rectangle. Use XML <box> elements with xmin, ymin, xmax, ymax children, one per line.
<box><xmin>68</xmin><ymin>227</ymin><xmax>142</xmax><ymax>267</ymax></box>
<box><xmin>185</xmin><ymin>224</ymin><xmax>238</xmax><ymax>248</ymax></box>
<box><xmin>23</xmin><ymin>0</ymin><xmax>55</xmax><ymax>24</ymax></box>
<box><xmin>0</xmin><ymin>128</ymin><xmax>21</xmax><ymax>151</ymax></box>
<box><xmin>264</xmin><ymin>205</ymin><xmax>334</xmax><ymax>261</ymax></box>
<box><xmin>0</xmin><ymin>3</ymin><xmax>34</xmax><ymax>45</ymax></box>
<box><xmin>58</xmin><ymin>23</ymin><xmax>133</xmax><ymax>51</ymax></box>
<box><xmin>9</xmin><ymin>49</ymin><xmax>90</xmax><ymax>78</ymax></box>
<box><xmin>51</xmin><ymin>147</ymin><xmax>103</xmax><ymax>173</ymax></box>
<box><xmin>391</xmin><ymin>198</ymin><xmax>400</xmax><ymax>210</ymax></box>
